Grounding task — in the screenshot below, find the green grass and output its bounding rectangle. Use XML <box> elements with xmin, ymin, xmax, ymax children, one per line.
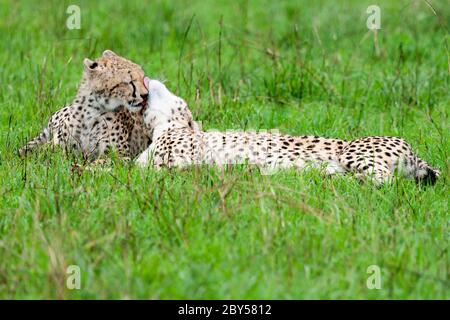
<box><xmin>0</xmin><ymin>0</ymin><xmax>449</xmax><ymax>299</ymax></box>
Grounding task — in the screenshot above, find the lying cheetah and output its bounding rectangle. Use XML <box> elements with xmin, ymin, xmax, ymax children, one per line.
<box><xmin>136</xmin><ymin>79</ymin><xmax>440</xmax><ymax>185</ymax></box>
<box><xmin>19</xmin><ymin>50</ymin><xmax>151</xmax><ymax>160</ymax></box>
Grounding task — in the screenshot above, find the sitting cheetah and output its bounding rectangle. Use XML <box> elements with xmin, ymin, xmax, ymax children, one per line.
<box><xmin>19</xmin><ymin>50</ymin><xmax>151</xmax><ymax>160</ymax></box>
<box><xmin>136</xmin><ymin>79</ymin><xmax>440</xmax><ymax>185</ymax></box>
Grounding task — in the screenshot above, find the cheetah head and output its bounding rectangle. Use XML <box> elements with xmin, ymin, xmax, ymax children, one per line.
<box><xmin>81</xmin><ymin>50</ymin><xmax>149</xmax><ymax>112</ymax></box>
<box><xmin>143</xmin><ymin>78</ymin><xmax>198</xmax><ymax>132</ymax></box>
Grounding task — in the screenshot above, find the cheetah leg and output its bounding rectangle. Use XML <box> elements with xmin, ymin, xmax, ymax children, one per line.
<box><xmin>135</xmin><ymin>149</ymin><xmax>151</xmax><ymax>167</ymax></box>
<box><xmin>18</xmin><ymin>126</ymin><xmax>51</xmax><ymax>157</ymax></box>
<box><xmin>85</xmin><ymin>160</ymin><xmax>112</xmax><ymax>172</ymax></box>
<box><xmin>354</xmin><ymin>166</ymin><xmax>393</xmax><ymax>186</ymax></box>
<box><xmin>135</xmin><ymin>144</ymin><xmax>157</xmax><ymax>168</ymax></box>
<box><xmin>324</xmin><ymin>160</ymin><xmax>346</xmax><ymax>176</ymax></box>
<box><xmin>116</xmin><ymin>141</ymin><xmax>132</xmax><ymax>159</ymax></box>
<box><xmin>91</xmin><ymin>158</ymin><xmax>109</xmax><ymax>166</ymax></box>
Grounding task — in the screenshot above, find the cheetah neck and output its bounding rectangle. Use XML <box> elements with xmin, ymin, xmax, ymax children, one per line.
<box><xmin>145</xmin><ymin>80</ymin><xmax>197</xmax><ymax>142</ymax></box>
<box><xmin>145</xmin><ymin>108</ymin><xmax>192</xmax><ymax>142</ymax></box>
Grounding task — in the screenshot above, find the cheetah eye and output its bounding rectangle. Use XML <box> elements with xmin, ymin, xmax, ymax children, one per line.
<box><xmin>129</xmin><ymin>81</ymin><xmax>136</xmax><ymax>97</ymax></box>
<box><xmin>89</xmin><ymin>62</ymin><xmax>98</xmax><ymax>69</ymax></box>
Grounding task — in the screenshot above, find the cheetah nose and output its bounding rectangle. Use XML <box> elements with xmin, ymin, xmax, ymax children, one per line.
<box><xmin>141</xmin><ymin>93</ymin><xmax>149</xmax><ymax>101</ymax></box>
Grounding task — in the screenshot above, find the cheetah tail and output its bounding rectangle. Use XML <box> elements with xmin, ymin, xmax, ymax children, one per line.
<box><xmin>18</xmin><ymin>126</ymin><xmax>51</xmax><ymax>158</ymax></box>
<box><xmin>413</xmin><ymin>156</ymin><xmax>440</xmax><ymax>186</ymax></box>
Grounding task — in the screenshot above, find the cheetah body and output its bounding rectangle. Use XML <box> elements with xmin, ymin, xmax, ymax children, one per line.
<box><xmin>139</xmin><ymin>127</ymin><xmax>348</xmax><ymax>175</ymax></box>
<box><xmin>137</xmin><ymin>80</ymin><xmax>440</xmax><ymax>185</ymax></box>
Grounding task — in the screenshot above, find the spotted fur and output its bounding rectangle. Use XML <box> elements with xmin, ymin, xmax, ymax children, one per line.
<box><xmin>19</xmin><ymin>50</ymin><xmax>151</xmax><ymax>160</ymax></box>
<box><xmin>136</xmin><ymin>80</ymin><xmax>440</xmax><ymax>185</ymax></box>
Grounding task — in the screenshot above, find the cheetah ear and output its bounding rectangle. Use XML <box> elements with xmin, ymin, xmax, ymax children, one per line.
<box><xmin>83</xmin><ymin>58</ymin><xmax>98</xmax><ymax>70</ymax></box>
<box><xmin>102</xmin><ymin>50</ymin><xmax>117</xmax><ymax>58</ymax></box>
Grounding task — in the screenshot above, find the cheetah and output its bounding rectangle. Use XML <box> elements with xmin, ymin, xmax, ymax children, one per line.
<box><xmin>19</xmin><ymin>50</ymin><xmax>151</xmax><ymax>160</ymax></box>
<box><xmin>136</xmin><ymin>79</ymin><xmax>440</xmax><ymax>185</ymax></box>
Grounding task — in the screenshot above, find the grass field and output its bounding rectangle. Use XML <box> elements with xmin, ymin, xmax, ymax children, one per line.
<box><xmin>0</xmin><ymin>0</ymin><xmax>448</xmax><ymax>299</ymax></box>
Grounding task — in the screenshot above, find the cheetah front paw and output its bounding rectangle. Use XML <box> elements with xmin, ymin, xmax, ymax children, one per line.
<box><xmin>135</xmin><ymin>151</ymin><xmax>151</xmax><ymax>168</ymax></box>
<box><xmin>92</xmin><ymin>158</ymin><xmax>109</xmax><ymax>166</ymax></box>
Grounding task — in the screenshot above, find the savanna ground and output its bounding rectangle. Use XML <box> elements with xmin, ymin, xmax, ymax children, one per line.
<box><xmin>0</xmin><ymin>0</ymin><xmax>448</xmax><ymax>299</ymax></box>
